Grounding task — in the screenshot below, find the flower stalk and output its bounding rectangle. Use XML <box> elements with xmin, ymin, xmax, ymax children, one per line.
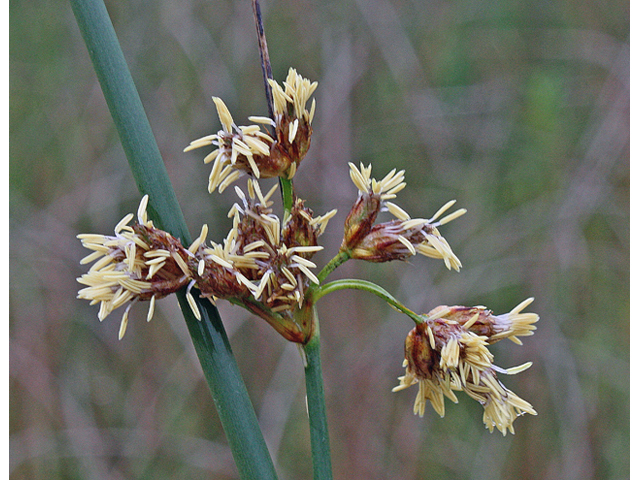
<box><xmin>313</xmin><ymin>278</ymin><xmax>423</xmax><ymax>324</ymax></box>
<box><xmin>302</xmin><ymin>305</ymin><xmax>333</xmax><ymax>480</ymax></box>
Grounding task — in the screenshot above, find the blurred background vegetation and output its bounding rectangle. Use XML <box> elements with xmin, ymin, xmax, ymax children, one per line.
<box><xmin>10</xmin><ymin>0</ymin><xmax>629</xmax><ymax>478</ymax></box>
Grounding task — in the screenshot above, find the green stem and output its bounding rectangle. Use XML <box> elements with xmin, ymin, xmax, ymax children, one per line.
<box><xmin>70</xmin><ymin>0</ymin><xmax>188</xmax><ymax>243</ymax></box>
<box><xmin>317</xmin><ymin>251</ymin><xmax>351</xmax><ymax>284</ymax></box>
<box><xmin>303</xmin><ymin>306</ymin><xmax>333</xmax><ymax>480</ymax></box>
<box><xmin>70</xmin><ymin>1</ymin><xmax>277</xmax><ymax>477</ymax></box>
<box><xmin>280</xmin><ymin>177</ymin><xmax>294</xmax><ymax>216</ymax></box>
<box><xmin>314</xmin><ymin>278</ymin><xmax>424</xmax><ymax>325</ymax></box>
<box><xmin>178</xmin><ymin>294</ymin><xmax>278</xmax><ymax>479</ymax></box>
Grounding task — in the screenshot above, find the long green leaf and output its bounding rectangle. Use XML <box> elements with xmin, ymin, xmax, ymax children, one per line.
<box><xmin>70</xmin><ymin>0</ymin><xmax>277</xmax><ymax>477</ymax></box>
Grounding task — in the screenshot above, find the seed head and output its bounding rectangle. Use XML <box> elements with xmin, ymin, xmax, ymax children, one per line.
<box><xmin>342</xmin><ymin>163</ymin><xmax>465</xmax><ymax>270</ymax></box>
<box><xmin>184</xmin><ymin>69</ymin><xmax>318</xmax><ymax>192</ymax></box>
<box><xmin>393</xmin><ymin>299</ymin><xmax>538</xmax><ymax>435</ymax></box>
<box><xmin>76</xmin><ymin>196</ymin><xmax>192</xmax><ymax>339</ymax></box>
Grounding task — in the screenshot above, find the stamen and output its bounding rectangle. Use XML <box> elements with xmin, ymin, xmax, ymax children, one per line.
<box><xmin>218</xmin><ymin>170</ymin><xmax>242</xmax><ymax>193</ymax></box>
<box><xmin>437</xmin><ymin>208</ymin><xmax>467</xmax><ymax>226</ymax></box>
<box><xmin>203</xmin><ymin>149</ymin><xmax>220</xmax><ymax>164</ymax></box>
<box><xmin>397</xmin><ymin>235</ymin><xmax>416</xmax><ymax>255</ymax></box>
<box><xmin>386</xmin><ymin>202</ymin><xmax>411</xmax><ymax>221</ymax></box>
<box><xmin>510</xmin><ymin>297</ymin><xmax>535</xmax><ymax>315</ymax></box>
<box><xmin>212</xmin><ymin>97</ymin><xmax>234</xmax><ymax>132</ymax></box>
<box><xmin>296</xmin><ymin>264</ymin><xmax>319</xmax><ymax>285</ymax></box>
<box><xmin>263</xmin><ymin>183</ymin><xmax>280</xmax><ymax>204</ymax></box>
<box><xmin>147</xmin><ymin>296</ymin><xmax>156</xmax><ymax>322</ymax></box>
<box><xmin>207</xmin><ymin>252</ymin><xmax>233</xmax><ymax>269</ymax></box>
<box><xmin>118</xmin><ymin>305</ymin><xmax>132</xmax><ymax>340</ymax></box>
<box><xmin>137</xmin><ymin>195</ymin><xmax>149</xmax><ymax>224</ymax></box>
<box><xmin>290</xmin><ymin>255</ymin><xmax>316</xmax><ymax>268</ymax></box>
<box><xmin>308</xmin><ymin>98</ymin><xmax>316</xmax><ymax>123</ymax></box>
<box><xmin>288</xmin><ymin>118</ymin><xmax>299</xmax><ymax>143</ymax></box>
<box><xmin>429</xmin><ymin>200</ymin><xmax>457</xmax><ymax>223</ymax></box>
<box><xmin>426</xmin><ymin>325</ymin><xmax>436</xmax><ymax>349</ymax></box>
<box><xmin>248</xmin><ymin>115</ymin><xmax>276</xmax><ymax>127</ymax></box>
<box><xmin>188</xmin><ymin>224</ymin><xmax>209</xmax><ymax>253</ymax></box>
<box><xmin>114</xmin><ymin>213</ymin><xmax>134</xmax><ymax>234</ymax></box>
<box><xmin>462</xmin><ymin>312</ymin><xmax>480</xmax><ymax>330</ymax></box>
<box><xmin>171</xmin><ymin>251</ymin><xmax>191</xmax><ymax>276</ymax></box>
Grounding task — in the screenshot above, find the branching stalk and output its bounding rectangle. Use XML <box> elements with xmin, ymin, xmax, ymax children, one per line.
<box><xmin>317</xmin><ymin>251</ymin><xmax>352</xmax><ymax>284</ymax></box>
<box><xmin>314</xmin><ymin>278</ymin><xmax>424</xmax><ymax>324</ymax></box>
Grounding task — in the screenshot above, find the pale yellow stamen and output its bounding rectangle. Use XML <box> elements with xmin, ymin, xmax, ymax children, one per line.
<box><xmin>397</xmin><ymin>235</ymin><xmax>416</xmax><ymax>255</ymax></box>
<box><xmin>189</xmin><ymin>224</ymin><xmax>209</xmax><ymax>253</ymax></box>
<box><xmin>147</xmin><ymin>296</ymin><xmax>156</xmax><ymax>322</ymax></box>
<box><xmin>115</xmin><ymin>213</ymin><xmax>134</xmax><ymax>234</ymax></box>
<box><xmin>296</xmin><ymin>264</ymin><xmax>319</xmax><ymax>285</ymax></box>
<box><xmin>288</xmin><ymin>118</ymin><xmax>299</xmax><ymax>143</ymax></box>
<box><xmin>171</xmin><ymin>251</ymin><xmax>191</xmax><ymax>277</ymax></box>
<box><xmin>438</xmin><ymin>208</ymin><xmax>467</xmax><ymax>226</ymax></box>
<box><xmin>462</xmin><ymin>312</ymin><xmax>481</xmax><ymax>330</ymax></box>
<box><xmin>386</xmin><ymin>202</ymin><xmax>411</xmax><ymax>221</ymax></box>
<box><xmin>137</xmin><ymin>195</ymin><xmax>150</xmax><ymax>224</ymax></box>
<box><xmin>212</xmin><ymin>97</ymin><xmax>234</xmax><ymax>132</ymax></box>
<box><xmin>118</xmin><ymin>305</ymin><xmax>131</xmax><ymax>340</ymax></box>
<box><xmin>426</xmin><ymin>325</ymin><xmax>436</xmax><ymax>349</ymax></box>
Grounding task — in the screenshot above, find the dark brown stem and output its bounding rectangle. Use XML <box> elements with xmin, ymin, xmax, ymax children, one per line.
<box><xmin>252</xmin><ymin>0</ymin><xmax>275</xmax><ymax>123</ymax></box>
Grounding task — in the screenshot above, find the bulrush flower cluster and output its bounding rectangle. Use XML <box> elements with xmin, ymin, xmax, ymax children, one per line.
<box><xmin>392</xmin><ymin>298</ymin><xmax>538</xmax><ymax>435</ymax></box>
<box><xmin>184</xmin><ymin>68</ymin><xmax>317</xmax><ymax>193</ymax></box>
<box><xmin>77</xmin><ymin>179</ymin><xmax>336</xmax><ymax>343</ymax></box>
<box><xmin>187</xmin><ymin>180</ymin><xmax>336</xmax><ymax>342</ymax></box>
<box><xmin>77</xmin><ymin>196</ymin><xmax>193</xmax><ymax>339</ymax></box>
<box><xmin>341</xmin><ymin>162</ymin><xmax>466</xmax><ymax>271</ymax></box>
<box><xmin>77</xmin><ymin>62</ymin><xmax>539</xmax><ymax>435</ymax></box>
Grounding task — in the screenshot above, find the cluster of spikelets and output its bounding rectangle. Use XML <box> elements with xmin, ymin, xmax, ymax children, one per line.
<box><xmin>393</xmin><ymin>299</ymin><xmax>538</xmax><ymax>435</ymax></box>
<box><xmin>184</xmin><ymin>68</ymin><xmax>317</xmax><ymax>193</ymax></box>
<box><xmin>77</xmin><ymin>67</ymin><xmax>538</xmax><ymax>434</ymax></box>
<box><xmin>78</xmin><ymin>181</ymin><xmax>336</xmax><ymax>343</ymax></box>
<box><xmin>79</xmin><ymin>69</ymin><xmax>323</xmax><ymax>341</ymax></box>
<box><xmin>341</xmin><ymin>162</ymin><xmax>466</xmax><ymax>270</ymax></box>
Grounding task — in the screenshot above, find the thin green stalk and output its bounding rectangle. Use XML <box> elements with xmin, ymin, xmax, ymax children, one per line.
<box><xmin>303</xmin><ymin>306</ymin><xmax>333</xmax><ymax>480</ymax></box>
<box><xmin>70</xmin><ymin>0</ymin><xmax>277</xmax><ymax>477</ymax></box>
<box><xmin>314</xmin><ymin>278</ymin><xmax>424</xmax><ymax>324</ymax></box>
<box><xmin>280</xmin><ymin>177</ymin><xmax>294</xmax><ymax>216</ymax></box>
<box><xmin>317</xmin><ymin>251</ymin><xmax>351</xmax><ymax>284</ymax></box>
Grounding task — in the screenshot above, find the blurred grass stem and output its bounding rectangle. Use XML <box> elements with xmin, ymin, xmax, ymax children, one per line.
<box><xmin>69</xmin><ymin>0</ymin><xmax>278</xmax><ymax>477</ymax></box>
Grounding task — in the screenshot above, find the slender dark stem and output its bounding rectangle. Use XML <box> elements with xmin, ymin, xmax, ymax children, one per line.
<box><xmin>251</xmin><ymin>0</ymin><xmax>294</xmax><ymax>214</ymax></box>
<box><xmin>303</xmin><ymin>307</ymin><xmax>334</xmax><ymax>480</ymax></box>
<box><xmin>252</xmin><ymin>0</ymin><xmax>274</xmax><ymax>122</ymax></box>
